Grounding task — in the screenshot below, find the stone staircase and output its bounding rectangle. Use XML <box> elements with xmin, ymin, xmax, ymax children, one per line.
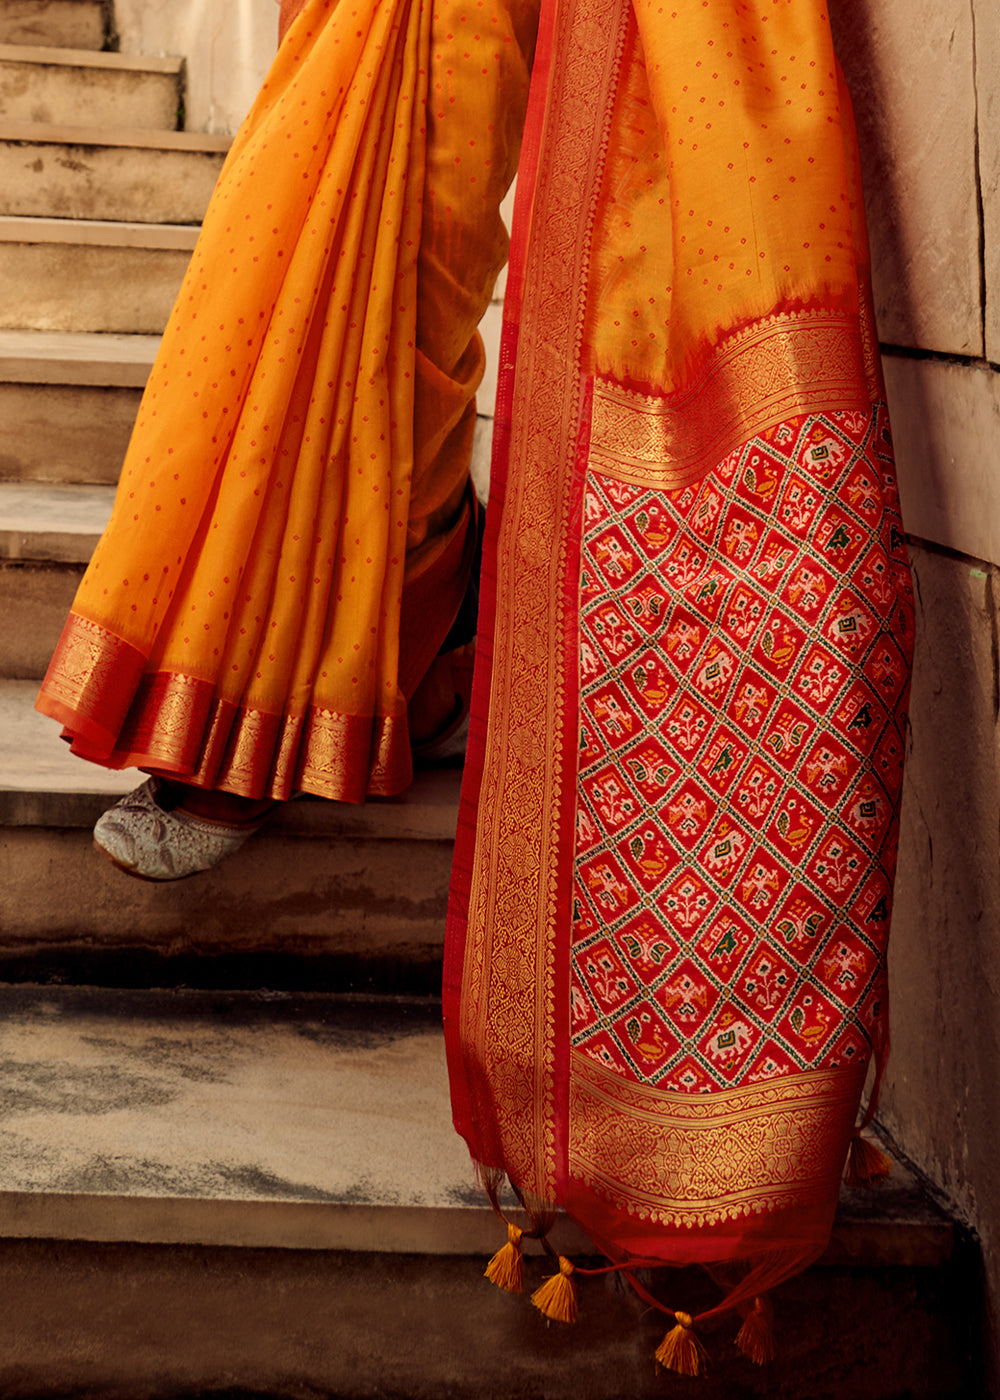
<box><xmin>0</xmin><ymin>3</ymin><xmax>984</xmax><ymax>1397</ymax></box>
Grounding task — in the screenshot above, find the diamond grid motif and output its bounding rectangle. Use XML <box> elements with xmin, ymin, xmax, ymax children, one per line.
<box><xmin>570</xmin><ymin>409</ymin><xmax>912</xmax><ymax>1091</ymax></box>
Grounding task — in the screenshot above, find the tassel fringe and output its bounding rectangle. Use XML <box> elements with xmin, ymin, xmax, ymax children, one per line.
<box><xmin>530</xmin><ymin>1257</ymin><xmax>577</xmax><ymax>1323</ymax></box>
<box><xmin>654</xmin><ymin>1311</ymin><xmax>708</xmax><ymax>1377</ymax></box>
<box><xmin>485</xmin><ymin>1223</ymin><xmax>524</xmax><ymax>1294</ymax></box>
<box><xmin>845</xmin><ymin>1133</ymin><xmax>891</xmax><ymax>1187</ymax></box>
<box><xmin>735</xmin><ymin>1295</ymin><xmax>775</xmax><ymax>1366</ymax></box>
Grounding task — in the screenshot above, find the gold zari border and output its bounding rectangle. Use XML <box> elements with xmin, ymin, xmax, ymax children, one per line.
<box><xmin>38</xmin><ymin>613</ymin><xmax>147</xmax><ymax>746</ymax></box>
<box><xmin>568</xmin><ymin>1052</ymin><xmax>865</xmax><ymax>1227</ymax></box>
<box><xmin>459</xmin><ymin>0</ymin><xmax>630</xmax><ymax>1200</ymax></box>
<box><xmin>590</xmin><ymin>309</ymin><xmax>878</xmax><ymax>491</ymax></box>
<box><xmin>47</xmin><ymin>647</ymin><xmax>410</xmax><ymax>801</ymax></box>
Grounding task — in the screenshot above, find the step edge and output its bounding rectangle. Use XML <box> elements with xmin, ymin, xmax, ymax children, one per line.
<box><xmin>0</xmin><ymin>480</ymin><xmax>117</xmax><ymax>506</ymax></box>
<box><xmin>0</xmin><ymin>527</ymin><xmax>105</xmax><ymax>561</ymax></box>
<box><xmin>0</xmin><ymin>213</ymin><xmax>200</xmax><ymax>248</ymax></box>
<box><xmin>0</xmin><ymin>120</ymin><xmax>231</xmax><ymax>152</ymax></box>
<box><xmin>0</xmin><ymin>785</ymin><xmax>463</xmax><ymax>841</ymax></box>
<box><xmin>0</xmin><ymin>44</ymin><xmax>108</xmax><ymax>60</ymax></box>
<box><xmin>0</xmin><ymin>1186</ymin><xmax>955</xmax><ymax>1268</ymax></box>
<box><xmin>0</xmin><ymin>1191</ymin><xmax>569</xmax><ymax>1257</ymax></box>
<box><xmin>0</xmin><ymin>42</ymin><xmax>183</xmax><ymax>75</ymax></box>
<box><xmin>0</xmin><ymin>330</ymin><xmax>159</xmax><ymax>385</ymax></box>
<box><xmin>0</xmin><ymin>361</ymin><xmax>150</xmax><ymax>386</ymax></box>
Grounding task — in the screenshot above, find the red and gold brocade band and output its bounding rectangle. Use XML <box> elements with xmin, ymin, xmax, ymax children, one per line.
<box><xmin>444</xmin><ymin>0</ymin><xmax>913</xmax><ymax>1306</ymax></box>
<box><xmin>35</xmin><ymin>0</ymin><xmax>539</xmax><ymax>802</ymax></box>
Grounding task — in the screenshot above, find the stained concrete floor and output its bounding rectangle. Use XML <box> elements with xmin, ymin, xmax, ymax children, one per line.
<box><xmin>0</xmin><ymin>985</ymin><xmax>534</xmax><ymax>1255</ymax></box>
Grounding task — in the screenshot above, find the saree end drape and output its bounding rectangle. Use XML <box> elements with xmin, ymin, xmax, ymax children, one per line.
<box><xmin>444</xmin><ymin>0</ymin><xmax>913</xmax><ymax>1349</ymax></box>
<box><xmin>36</xmin><ymin>0</ymin><xmax>536</xmax><ymax>802</ymax></box>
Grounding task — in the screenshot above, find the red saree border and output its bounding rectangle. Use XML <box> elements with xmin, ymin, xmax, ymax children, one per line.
<box><xmin>117</xmin><ymin>676</ymin><xmax>411</xmax><ymax>801</ymax></box>
<box><xmin>44</xmin><ymin>622</ymin><xmax>411</xmax><ymax>802</ymax></box>
<box><xmin>36</xmin><ymin>614</ymin><xmax>147</xmax><ymax>756</ymax></box>
<box><xmin>39</xmin><ymin>505</ymin><xmax>463</xmax><ymax>797</ymax></box>
<box><xmin>590</xmin><ymin>307</ymin><xmax>881</xmax><ymax>492</ymax></box>
<box><xmin>447</xmin><ymin>0</ymin><xmax>629</xmax><ymax>1200</ymax></box>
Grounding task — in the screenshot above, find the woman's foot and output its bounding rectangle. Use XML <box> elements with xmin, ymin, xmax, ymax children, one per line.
<box><xmin>93</xmin><ymin>777</ymin><xmax>278</xmax><ymax>882</ymax></box>
<box><xmin>156</xmin><ymin>781</ymin><xmax>277</xmax><ymax>825</ymax></box>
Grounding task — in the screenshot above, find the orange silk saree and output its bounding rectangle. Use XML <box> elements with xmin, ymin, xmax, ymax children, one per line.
<box><xmin>444</xmin><ymin>0</ymin><xmax>912</xmax><ymax>1361</ymax></box>
<box><xmin>36</xmin><ymin>0</ymin><xmax>536</xmax><ymax>801</ymax></box>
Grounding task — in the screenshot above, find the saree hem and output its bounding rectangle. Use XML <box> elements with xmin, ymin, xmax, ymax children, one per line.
<box><xmin>39</xmin><ymin>611</ymin><xmax>414</xmax><ymax>802</ymax></box>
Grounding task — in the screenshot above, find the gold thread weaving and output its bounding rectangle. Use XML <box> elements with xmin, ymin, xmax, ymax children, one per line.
<box><xmin>568</xmin><ymin>1052</ymin><xmax>865</xmax><ymax>1226</ymax></box>
<box><xmin>459</xmin><ymin>0</ymin><xmax>629</xmax><ymax>1199</ymax></box>
<box><xmin>589</xmin><ymin>312</ymin><xmax>876</xmax><ymax>492</ymax></box>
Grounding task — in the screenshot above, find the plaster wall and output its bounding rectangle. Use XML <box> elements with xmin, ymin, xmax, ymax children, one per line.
<box><xmin>833</xmin><ymin>0</ymin><xmax>1000</xmax><ymax>1389</ymax></box>
<box><xmin>113</xmin><ymin>0</ymin><xmax>278</xmax><ymax>135</ymax></box>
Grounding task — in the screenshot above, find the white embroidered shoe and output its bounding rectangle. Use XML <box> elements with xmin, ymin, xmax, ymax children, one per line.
<box><xmin>93</xmin><ymin>778</ymin><xmax>268</xmax><ymax>881</ymax></box>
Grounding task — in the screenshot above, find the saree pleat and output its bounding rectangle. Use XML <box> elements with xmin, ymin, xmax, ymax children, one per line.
<box><xmin>36</xmin><ymin>0</ymin><xmax>536</xmax><ymax>801</ymax></box>
<box><xmin>445</xmin><ymin>0</ymin><xmax>912</xmax><ymax>1311</ymax></box>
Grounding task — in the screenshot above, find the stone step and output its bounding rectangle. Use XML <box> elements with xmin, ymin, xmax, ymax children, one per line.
<box><xmin>0</xmin><ymin>480</ymin><xmax>112</xmax><ymax>674</ymax></box>
<box><xmin>0</xmin><ymin>43</ymin><xmax>182</xmax><ymax>131</ymax></box>
<box><xmin>0</xmin><ymin>479</ymin><xmax>115</xmax><ymax>560</ymax></box>
<box><xmin>0</xmin><ymin>329</ymin><xmax>155</xmax><ymax>484</ymax></box>
<box><xmin>0</xmin><ymin>555</ymin><xmax>83</xmax><ymax>677</ymax></box>
<box><xmin>0</xmin><ymin>679</ymin><xmax>460</xmax><ymax>991</ymax></box>
<box><xmin>0</xmin><ymin>327</ymin><xmax>157</xmax><ymax>387</ymax></box>
<box><xmin>0</xmin><ymin>983</ymin><xmax>975</xmax><ymax>1398</ymax></box>
<box><xmin>0</xmin><ymin>121</ymin><xmax>228</xmax><ymax>223</ymax></box>
<box><xmin>0</xmin><ymin>0</ymin><xmax>106</xmax><ymax>52</ymax></box>
<box><xmin>0</xmin><ymin>214</ymin><xmax>195</xmax><ymax>333</ymax></box>
<box><xmin>0</xmin><ymin>987</ymin><xmax>504</xmax><ymax>1252</ymax></box>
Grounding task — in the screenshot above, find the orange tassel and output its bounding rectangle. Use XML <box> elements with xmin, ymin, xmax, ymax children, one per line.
<box><xmin>530</xmin><ymin>1256</ymin><xmax>577</xmax><ymax>1323</ymax></box>
<box><xmin>654</xmin><ymin>1311</ymin><xmax>708</xmax><ymax>1377</ymax></box>
<box><xmin>484</xmin><ymin>1223</ymin><xmax>524</xmax><ymax>1294</ymax></box>
<box><xmin>735</xmin><ymin>1295</ymin><xmax>776</xmax><ymax>1366</ymax></box>
<box><xmin>845</xmin><ymin>1133</ymin><xmax>891</xmax><ymax>1187</ymax></box>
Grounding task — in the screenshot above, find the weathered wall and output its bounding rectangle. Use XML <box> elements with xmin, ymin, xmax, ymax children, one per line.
<box><xmin>832</xmin><ymin>0</ymin><xmax>1000</xmax><ymax>1391</ymax></box>
<box><xmin>113</xmin><ymin>0</ymin><xmax>278</xmax><ymax>134</ymax></box>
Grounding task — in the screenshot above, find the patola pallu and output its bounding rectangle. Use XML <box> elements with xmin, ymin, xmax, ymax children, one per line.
<box><xmin>443</xmin><ymin>0</ymin><xmax>914</xmax><ymax>1370</ymax></box>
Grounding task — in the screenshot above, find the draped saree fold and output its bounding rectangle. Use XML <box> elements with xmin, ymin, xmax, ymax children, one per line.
<box><xmin>36</xmin><ymin>0</ymin><xmax>536</xmax><ymax>801</ymax></box>
<box><xmin>444</xmin><ymin>0</ymin><xmax>912</xmax><ymax>1335</ymax></box>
